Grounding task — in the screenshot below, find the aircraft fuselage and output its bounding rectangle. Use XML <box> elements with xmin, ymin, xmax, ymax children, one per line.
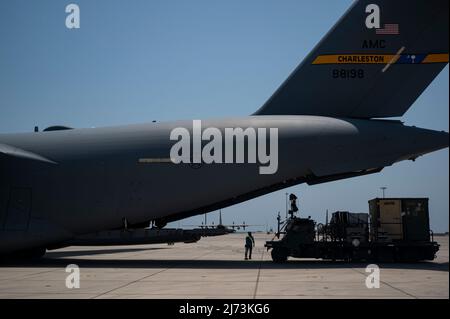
<box><xmin>0</xmin><ymin>116</ymin><xmax>448</xmax><ymax>253</ymax></box>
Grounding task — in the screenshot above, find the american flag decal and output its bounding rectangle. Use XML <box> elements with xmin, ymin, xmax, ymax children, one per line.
<box><xmin>376</xmin><ymin>24</ymin><xmax>400</xmax><ymax>35</ymax></box>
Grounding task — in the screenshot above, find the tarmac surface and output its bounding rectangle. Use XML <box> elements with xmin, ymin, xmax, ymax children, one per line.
<box><xmin>0</xmin><ymin>233</ymin><xmax>448</xmax><ymax>299</ymax></box>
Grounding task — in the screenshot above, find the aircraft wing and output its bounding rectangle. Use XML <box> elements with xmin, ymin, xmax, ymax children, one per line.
<box><xmin>254</xmin><ymin>0</ymin><xmax>449</xmax><ymax>118</ymax></box>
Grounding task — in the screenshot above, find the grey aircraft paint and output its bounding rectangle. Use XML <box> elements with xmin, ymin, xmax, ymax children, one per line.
<box><xmin>0</xmin><ymin>0</ymin><xmax>448</xmax><ymax>256</ymax></box>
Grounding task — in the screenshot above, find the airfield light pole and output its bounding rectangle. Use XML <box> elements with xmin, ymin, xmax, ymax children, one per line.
<box><xmin>380</xmin><ymin>187</ymin><xmax>387</xmax><ymax>198</ymax></box>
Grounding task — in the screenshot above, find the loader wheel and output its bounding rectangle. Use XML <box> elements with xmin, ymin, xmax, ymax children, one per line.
<box><xmin>271</xmin><ymin>248</ymin><xmax>288</xmax><ymax>263</ymax></box>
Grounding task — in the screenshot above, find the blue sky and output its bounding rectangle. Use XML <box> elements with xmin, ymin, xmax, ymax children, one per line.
<box><xmin>0</xmin><ymin>0</ymin><xmax>448</xmax><ymax>231</ymax></box>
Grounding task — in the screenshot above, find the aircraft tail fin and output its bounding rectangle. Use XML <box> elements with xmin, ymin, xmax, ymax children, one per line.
<box><xmin>254</xmin><ymin>0</ymin><xmax>449</xmax><ymax>118</ymax></box>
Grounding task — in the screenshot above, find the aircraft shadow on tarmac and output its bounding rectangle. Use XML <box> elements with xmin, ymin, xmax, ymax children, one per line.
<box><xmin>45</xmin><ymin>247</ymin><xmax>165</xmax><ymax>258</ymax></box>
<box><xmin>0</xmin><ymin>247</ymin><xmax>448</xmax><ymax>272</ymax></box>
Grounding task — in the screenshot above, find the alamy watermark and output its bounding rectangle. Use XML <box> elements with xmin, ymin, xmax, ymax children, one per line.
<box><xmin>365</xmin><ymin>264</ymin><xmax>380</xmax><ymax>289</ymax></box>
<box><xmin>65</xmin><ymin>4</ymin><xmax>80</xmax><ymax>29</ymax></box>
<box><xmin>65</xmin><ymin>264</ymin><xmax>80</xmax><ymax>289</ymax></box>
<box><xmin>169</xmin><ymin>120</ymin><xmax>279</xmax><ymax>175</ymax></box>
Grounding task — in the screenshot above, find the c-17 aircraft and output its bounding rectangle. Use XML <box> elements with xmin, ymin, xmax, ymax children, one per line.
<box><xmin>0</xmin><ymin>0</ymin><xmax>448</xmax><ymax>259</ymax></box>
